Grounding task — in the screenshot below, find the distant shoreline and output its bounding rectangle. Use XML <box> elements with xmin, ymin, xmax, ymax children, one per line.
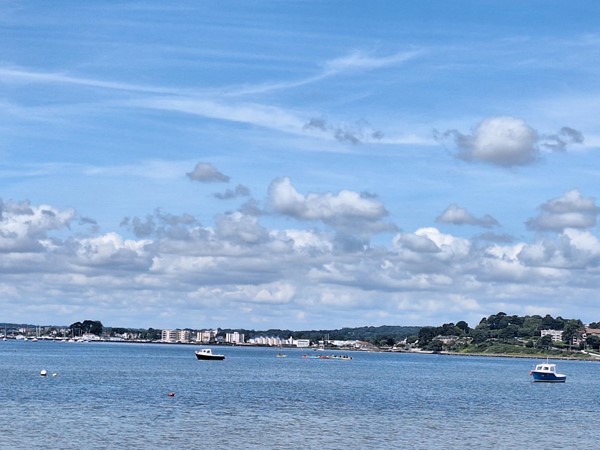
<box><xmin>435</xmin><ymin>350</ymin><xmax>600</xmax><ymax>362</ymax></box>
<box><xmin>5</xmin><ymin>337</ymin><xmax>600</xmax><ymax>362</ymax></box>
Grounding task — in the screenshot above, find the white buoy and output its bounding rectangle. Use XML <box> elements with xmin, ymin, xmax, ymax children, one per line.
<box><xmin>40</xmin><ymin>369</ymin><xmax>47</xmax><ymax>377</ymax></box>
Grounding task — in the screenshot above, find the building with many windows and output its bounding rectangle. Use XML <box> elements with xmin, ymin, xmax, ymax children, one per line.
<box><xmin>225</xmin><ymin>331</ymin><xmax>245</xmax><ymax>344</ymax></box>
<box><xmin>196</xmin><ymin>329</ymin><xmax>218</xmax><ymax>343</ymax></box>
<box><xmin>161</xmin><ymin>329</ymin><xmax>191</xmax><ymax>343</ymax></box>
<box><xmin>540</xmin><ymin>329</ymin><xmax>563</xmax><ymax>342</ymax></box>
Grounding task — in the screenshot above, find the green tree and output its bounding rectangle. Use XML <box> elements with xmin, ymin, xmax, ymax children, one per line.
<box><xmin>82</xmin><ymin>320</ymin><xmax>103</xmax><ymax>335</ymax></box>
<box><xmin>539</xmin><ymin>334</ymin><xmax>553</xmax><ymax>349</ymax></box>
<box><xmin>417</xmin><ymin>327</ymin><xmax>436</xmax><ymax>347</ymax></box>
<box><xmin>562</xmin><ymin>319</ymin><xmax>584</xmax><ymax>347</ymax></box>
<box><xmin>456</xmin><ymin>320</ymin><xmax>470</xmax><ymax>334</ymax></box>
<box><xmin>585</xmin><ymin>335</ymin><xmax>600</xmax><ymax>351</ymax></box>
<box><xmin>426</xmin><ymin>339</ymin><xmax>443</xmax><ymax>352</ymax></box>
<box><xmin>499</xmin><ymin>324</ymin><xmax>519</xmax><ymax>340</ymax></box>
<box><xmin>470</xmin><ymin>328</ymin><xmax>489</xmax><ymax>344</ymax></box>
<box><xmin>406</xmin><ymin>335</ymin><xmax>418</xmax><ymax>345</ymax></box>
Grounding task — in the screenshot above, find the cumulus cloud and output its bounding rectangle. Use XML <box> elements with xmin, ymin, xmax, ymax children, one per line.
<box><xmin>526</xmin><ymin>190</ymin><xmax>600</xmax><ymax>232</ymax></box>
<box><xmin>268</xmin><ymin>177</ymin><xmax>393</xmax><ymax>235</ymax></box>
<box><xmin>74</xmin><ymin>232</ymin><xmax>151</xmax><ymax>269</ymax></box>
<box><xmin>121</xmin><ymin>209</ymin><xmax>200</xmax><ymax>239</ymax></box>
<box><xmin>0</xmin><ymin>199</ymin><xmax>75</xmax><ymax>252</ymax></box>
<box><xmin>436</xmin><ymin>204</ymin><xmax>499</xmax><ymax>228</ymax></box>
<box><xmin>186</xmin><ymin>162</ymin><xmax>230</xmax><ymax>182</ymax></box>
<box><xmin>436</xmin><ymin>116</ymin><xmax>584</xmax><ymax>167</ymax></box>
<box><xmin>214</xmin><ymin>184</ymin><xmax>251</xmax><ymax>200</ymax></box>
<box><xmin>387</xmin><ymin>228</ymin><xmax>473</xmax><ymax>277</ymax></box>
<box><xmin>303</xmin><ymin>117</ymin><xmax>383</xmax><ymax>144</ymax></box>
<box><xmin>215</xmin><ymin>212</ymin><xmax>269</xmax><ymax>245</ymax></box>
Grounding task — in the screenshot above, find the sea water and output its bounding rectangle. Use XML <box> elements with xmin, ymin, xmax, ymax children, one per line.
<box><xmin>0</xmin><ymin>340</ymin><xmax>598</xmax><ymax>449</ymax></box>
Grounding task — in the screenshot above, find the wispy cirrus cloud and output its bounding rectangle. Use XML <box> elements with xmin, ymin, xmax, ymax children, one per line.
<box><xmin>323</xmin><ymin>49</ymin><xmax>421</xmax><ymax>75</ymax></box>
<box><xmin>224</xmin><ymin>49</ymin><xmax>421</xmax><ymax>96</ymax></box>
<box><xmin>0</xmin><ymin>66</ymin><xmax>176</xmax><ymax>94</ymax></box>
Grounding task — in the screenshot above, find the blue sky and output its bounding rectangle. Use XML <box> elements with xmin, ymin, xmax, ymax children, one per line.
<box><xmin>1</xmin><ymin>1</ymin><xmax>600</xmax><ymax>330</ymax></box>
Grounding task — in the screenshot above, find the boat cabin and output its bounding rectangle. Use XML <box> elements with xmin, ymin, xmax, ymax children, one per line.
<box><xmin>534</xmin><ymin>363</ymin><xmax>557</xmax><ymax>373</ymax></box>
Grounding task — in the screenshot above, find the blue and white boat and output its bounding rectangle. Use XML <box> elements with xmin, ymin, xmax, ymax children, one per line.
<box><xmin>530</xmin><ymin>360</ymin><xmax>566</xmax><ymax>383</ymax></box>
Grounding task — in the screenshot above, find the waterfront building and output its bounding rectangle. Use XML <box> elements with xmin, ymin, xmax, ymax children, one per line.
<box><xmin>161</xmin><ymin>329</ymin><xmax>191</xmax><ymax>343</ymax></box>
<box><xmin>225</xmin><ymin>331</ymin><xmax>245</xmax><ymax>344</ymax></box>
<box><xmin>195</xmin><ymin>329</ymin><xmax>218</xmax><ymax>343</ymax></box>
<box><xmin>294</xmin><ymin>339</ymin><xmax>310</xmax><ymax>348</ymax></box>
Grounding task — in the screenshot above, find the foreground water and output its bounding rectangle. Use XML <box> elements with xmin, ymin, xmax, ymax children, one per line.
<box><xmin>1</xmin><ymin>341</ymin><xmax>598</xmax><ymax>449</ymax></box>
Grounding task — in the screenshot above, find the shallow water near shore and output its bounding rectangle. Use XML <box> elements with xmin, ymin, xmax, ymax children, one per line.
<box><xmin>1</xmin><ymin>340</ymin><xmax>598</xmax><ymax>449</ymax></box>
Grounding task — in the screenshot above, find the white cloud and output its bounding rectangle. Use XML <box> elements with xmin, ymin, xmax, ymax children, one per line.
<box><xmin>437</xmin><ymin>116</ymin><xmax>585</xmax><ymax>167</ymax></box>
<box><xmin>186</xmin><ymin>162</ymin><xmax>230</xmax><ymax>183</ymax></box>
<box><xmin>436</xmin><ymin>204</ymin><xmax>499</xmax><ymax>228</ymax></box>
<box><xmin>73</xmin><ymin>232</ymin><xmax>151</xmax><ymax>268</ymax></box>
<box><xmin>0</xmin><ymin>200</ymin><xmax>75</xmax><ymax>252</ymax></box>
<box><xmin>215</xmin><ymin>212</ymin><xmax>269</xmax><ymax>245</ymax></box>
<box><xmin>447</xmin><ymin>116</ymin><xmax>539</xmax><ymax>166</ymax></box>
<box><xmin>526</xmin><ymin>189</ymin><xmax>600</xmax><ymax>231</ymax></box>
<box><xmin>268</xmin><ymin>177</ymin><xmax>389</xmax><ymax>232</ymax></box>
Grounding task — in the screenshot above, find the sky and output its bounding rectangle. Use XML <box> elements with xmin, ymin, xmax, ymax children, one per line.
<box><xmin>1</xmin><ymin>1</ymin><xmax>600</xmax><ymax>331</ymax></box>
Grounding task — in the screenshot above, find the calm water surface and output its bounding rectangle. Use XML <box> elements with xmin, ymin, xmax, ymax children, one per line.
<box><xmin>1</xmin><ymin>341</ymin><xmax>599</xmax><ymax>449</ymax></box>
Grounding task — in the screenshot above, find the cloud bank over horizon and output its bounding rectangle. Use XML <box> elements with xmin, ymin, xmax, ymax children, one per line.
<box><xmin>2</xmin><ymin>160</ymin><xmax>600</xmax><ymax>330</ymax></box>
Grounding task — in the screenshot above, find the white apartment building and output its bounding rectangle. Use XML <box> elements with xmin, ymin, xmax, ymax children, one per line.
<box><xmin>247</xmin><ymin>336</ymin><xmax>310</xmax><ymax>347</ymax></box>
<box><xmin>225</xmin><ymin>331</ymin><xmax>245</xmax><ymax>344</ymax></box>
<box><xmin>540</xmin><ymin>329</ymin><xmax>563</xmax><ymax>342</ymax></box>
<box><xmin>196</xmin><ymin>329</ymin><xmax>218</xmax><ymax>343</ymax></box>
<box><xmin>161</xmin><ymin>329</ymin><xmax>191</xmax><ymax>343</ymax></box>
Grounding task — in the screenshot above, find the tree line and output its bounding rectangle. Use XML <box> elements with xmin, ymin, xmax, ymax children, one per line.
<box><xmin>415</xmin><ymin>312</ymin><xmax>599</xmax><ymax>352</ymax></box>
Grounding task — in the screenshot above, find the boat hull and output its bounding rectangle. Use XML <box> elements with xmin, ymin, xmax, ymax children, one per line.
<box><xmin>531</xmin><ymin>372</ymin><xmax>566</xmax><ymax>383</ymax></box>
<box><xmin>195</xmin><ymin>350</ymin><xmax>225</xmax><ymax>361</ymax></box>
<box><xmin>195</xmin><ymin>353</ymin><xmax>225</xmax><ymax>361</ymax></box>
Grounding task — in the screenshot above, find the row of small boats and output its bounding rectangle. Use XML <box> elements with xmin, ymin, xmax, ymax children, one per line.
<box><xmin>195</xmin><ymin>349</ymin><xmax>566</xmax><ymax>382</ymax></box>
<box><xmin>194</xmin><ymin>349</ymin><xmax>353</xmax><ymax>361</ymax></box>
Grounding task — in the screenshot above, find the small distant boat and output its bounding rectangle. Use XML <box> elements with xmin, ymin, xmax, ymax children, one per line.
<box><xmin>530</xmin><ymin>360</ymin><xmax>566</xmax><ymax>383</ymax></box>
<box><xmin>331</xmin><ymin>355</ymin><xmax>352</xmax><ymax>360</ymax></box>
<box><xmin>195</xmin><ymin>348</ymin><xmax>225</xmax><ymax>361</ymax></box>
<box><xmin>276</xmin><ymin>353</ymin><xmax>287</xmax><ymax>358</ymax></box>
<box><xmin>302</xmin><ymin>354</ymin><xmax>352</xmax><ymax>360</ymax></box>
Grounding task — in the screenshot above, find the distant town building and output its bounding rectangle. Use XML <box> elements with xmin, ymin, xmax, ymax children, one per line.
<box><xmin>161</xmin><ymin>329</ymin><xmax>191</xmax><ymax>343</ymax></box>
<box><xmin>248</xmin><ymin>336</ymin><xmax>283</xmax><ymax>346</ymax></box>
<box><xmin>246</xmin><ymin>336</ymin><xmax>309</xmax><ymax>347</ymax></box>
<box><xmin>294</xmin><ymin>339</ymin><xmax>310</xmax><ymax>348</ymax></box>
<box><xmin>225</xmin><ymin>331</ymin><xmax>245</xmax><ymax>344</ymax></box>
<box><xmin>195</xmin><ymin>329</ymin><xmax>218</xmax><ymax>343</ymax></box>
<box><xmin>540</xmin><ymin>329</ymin><xmax>563</xmax><ymax>342</ymax></box>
